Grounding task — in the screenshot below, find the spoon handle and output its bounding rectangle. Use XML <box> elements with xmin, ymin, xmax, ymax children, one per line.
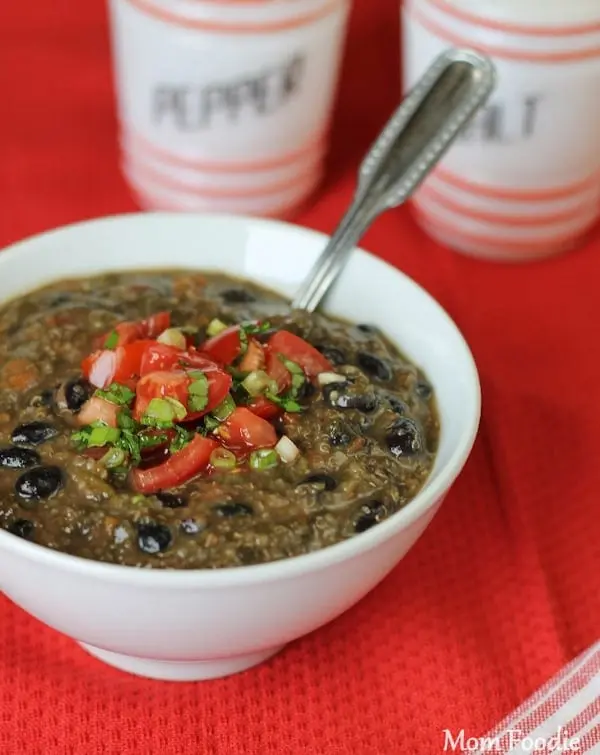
<box><xmin>291</xmin><ymin>48</ymin><xmax>497</xmax><ymax>313</ymax></box>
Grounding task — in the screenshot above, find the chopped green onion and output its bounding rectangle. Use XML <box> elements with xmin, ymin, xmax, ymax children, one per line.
<box><xmin>96</xmin><ymin>383</ymin><xmax>135</xmax><ymax>406</ymax></box>
<box><xmin>210</xmin><ymin>447</ymin><xmax>237</xmax><ymax>470</ymax></box>
<box><xmin>206</xmin><ymin>318</ymin><xmax>228</xmax><ymax>337</ymax></box>
<box><xmin>188</xmin><ymin>372</ymin><xmax>209</xmax><ymax>413</ymax></box>
<box><xmin>249</xmin><ymin>448</ymin><xmax>279</xmax><ymax>471</ymax></box>
<box><xmin>163</xmin><ymin>397</ymin><xmax>187</xmax><ymax>421</ymax></box>
<box><xmin>278</xmin><ymin>356</ymin><xmax>305</xmax><ymax>397</ymax></box>
<box><xmin>242</xmin><ymin>370</ymin><xmax>272</xmax><ymax>397</ymax></box>
<box><xmin>101</xmin><ymin>447</ymin><xmax>127</xmax><ymax>469</ymax></box>
<box><xmin>279</xmin><ymin>356</ymin><xmax>303</xmax><ymax>376</ymax></box>
<box><xmin>141</xmin><ymin>397</ymin><xmax>183</xmax><ymax>427</ymax></box>
<box><xmin>157</xmin><ymin>328</ymin><xmax>187</xmax><ymax>349</ymax></box>
<box><xmin>131</xmin><ymin>494</ymin><xmax>147</xmax><ymax>505</ymax></box>
<box><xmin>212</xmin><ymin>394</ymin><xmax>235</xmax><ymax>421</ymax></box>
<box><xmin>104</xmin><ymin>330</ymin><xmax>119</xmax><ymax>349</ymax></box>
<box><xmin>87</xmin><ymin>425</ymin><xmax>121</xmax><ymax>447</ymax></box>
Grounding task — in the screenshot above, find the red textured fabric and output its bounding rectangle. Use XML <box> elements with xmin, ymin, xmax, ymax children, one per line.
<box><xmin>0</xmin><ymin>1</ymin><xmax>599</xmax><ymax>753</ymax></box>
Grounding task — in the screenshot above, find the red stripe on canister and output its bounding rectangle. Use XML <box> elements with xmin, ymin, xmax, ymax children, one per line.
<box><xmin>407</xmin><ymin>2</ymin><xmax>600</xmax><ymax>63</ymax></box>
<box><xmin>121</xmin><ymin>126</ymin><xmax>328</xmax><ymax>173</ymax></box>
<box><xmin>431</xmin><ymin>167</ymin><xmax>600</xmax><ymax>202</ymax></box>
<box><xmin>414</xmin><ymin>185</ymin><xmax>600</xmax><ymax>227</ymax></box>
<box><xmin>422</xmin><ymin>0</ymin><xmax>600</xmax><ymax>37</ymax></box>
<box><xmin>123</xmin><ymin>0</ymin><xmax>343</xmax><ymax>33</ymax></box>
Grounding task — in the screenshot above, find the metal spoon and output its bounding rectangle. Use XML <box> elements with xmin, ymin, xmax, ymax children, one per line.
<box><xmin>291</xmin><ymin>48</ymin><xmax>497</xmax><ymax>313</ymax></box>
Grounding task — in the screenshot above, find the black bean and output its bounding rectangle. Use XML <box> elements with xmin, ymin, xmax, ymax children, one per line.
<box><xmin>11</xmin><ymin>422</ymin><xmax>59</xmax><ymax>446</ymax></box>
<box><xmin>220</xmin><ymin>289</ymin><xmax>255</xmax><ymax>304</ymax></box>
<box><xmin>386</xmin><ymin>418</ymin><xmax>423</xmax><ymax>458</ymax></box>
<box><xmin>157</xmin><ymin>492</ymin><xmax>187</xmax><ymax>509</ymax></box>
<box><xmin>64</xmin><ymin>377</ymin><xmax>94</xmax><ymax>413</ymax></box>
<box><xmin>137</xmin><ymin>522</ymin><xmax>172</xmax><ymax>554</ymax></box>
<box><xmin>315</xmin><ymin>345</ymin><xmax>347</xmax><ymax>366</ymax></box>
<box><xmin>0</xmin><ymin>446</ymin><xmax>41</xmax><ymax>470</ymax></box>
<box><xmin>214</xmin><ymin>503</ymin><xmax>254</xmax><ymax>517</ymax></box>
<box><xmin>15</xmin><ymin>466</ymin><xmax>63</xmax><ymax>501</ymax></box>
<box><xmin>354</xmin><ymin>501</ymin><xmax>386</xmax><ymax>533</ymax></box>
<box><xmin>356</xmin><ymin>324</ymin><xmax>377</xmax><ymax>334</ymax></box>
<box><xmin>180</xmin><ymin>518</ymin><xmax>205</xmax><ymax>535</ymax></box>
<box><xmin>415</xmin><ymin>380</ymin><xmax>433</xmax><ymax>400</ymax></box>
<box><xmin>323</xmin><ymin>383</ymin><xmax>378</xmax><ymax>413</ymax></box>
<box><xmin>385</xmin><ymin>394</ymin><xmax>409</xmax><ymax>415</ymax></box>
<box><xmin>357</xmin><ymin>352</ymin><xmax>393</xmax><ymax>382</ymax></box>
<box><xmin>298</xmin><ymin>473</ymin><xmax>337</xmax><ymax>491</ymax></box>
<box><xmin>8</xmin><ymin>519</ymin><xmax>35</xmax><ymax>540</ymax></box>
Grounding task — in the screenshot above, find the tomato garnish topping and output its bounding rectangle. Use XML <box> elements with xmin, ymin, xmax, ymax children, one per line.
<box><xmin>266</xmin><ymin>331</ymin><xmax>332</xmax><ymax>379</ymax></box>
<box><xmin>218</xmin><ymin>407</ymin><xmax>277</xmax><ymax>452</ymax></box>
<box><xmin>247</xmin><ymin>396</ymin><xmax>282</xmax><ymax>421</ymax></box>
<box><xmin>76</xmin><ymin>312</ymin><xmax>331</xmax><ymax>491</ymax></box>
<box><xmin>131</xmin><ymin>435</ymin><xmax>218</xmax><ymax>494</ymax></box>
<box><xmin>202</xmin><ymin>325</ymin><xmax>242</xmax><ymax>365</ymax></box>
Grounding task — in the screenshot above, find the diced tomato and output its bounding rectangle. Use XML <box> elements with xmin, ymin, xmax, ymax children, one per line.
<box><xmin>131</xmin><ymin>434</ymin><xmax>218</xmax><ymax>494</ymax></box>
<box><xmin>134</xmin><ymin>365</ymin><xmax>232</xmax><ymax>421</ymax></box>
<box><xmin>96</xmin><ymin>311</ymin><xmax>171</xmax><ymax>350</ymax></box>
<box><xmin>201</xmin><ymin>325</ymin><xmax>242</xmax><ymax>366</ymax></box>
<box><xmin>239</xmin><ymin>339</ymin><xmax>265</xmax><ymax>373</ymax></box>
<box><xmin>247</xmin><ymin>396</ymin><xmax>282</xmax><ymax>422</ymax></box>
<box><xmin>267</xmin><ymin>330</ymin><xmax>332</xmax><ymax>379</ymax></box>
<box><xmin>77</xmin><ymin>397</ymin><xmax>119</xmax><ymax>428</ymax></box>
<box><xmin>144</xmin><ymin>312</ymin><xmax>171</xmax><ymax>339</ymax></box>
<box><xmin>139</xmin><ymin>343</ymin><xmax>180</xmax><ymax>375</ymax></box>
<box><xmin>83</xmin><ymin>340</ymin><xmax>156</xmax><ymax>388</ymax></box>
<box><xmin>133</xmin><ymin>371</ymin><xmax>190</xmax><ymax>421</ymax></box>
<box><xmin>265</xmin><ymin>347</ymin><xmax>292</xmax><ymax>393</ymax></box>
<box><xmin>218</xmin><ymin>407</ymin><xmax>277</xmax><ymax>451</ymax></box>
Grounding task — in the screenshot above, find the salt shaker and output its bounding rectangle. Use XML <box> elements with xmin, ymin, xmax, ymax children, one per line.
<box><xmin>401</xmin><ymin>0</ymin><xmax>600</xmax><ymax>262</ymax></box>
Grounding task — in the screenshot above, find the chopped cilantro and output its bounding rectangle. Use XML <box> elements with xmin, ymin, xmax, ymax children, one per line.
<box><xmin>188</xmin><ymin>372</ymin><xmax>209</xmax><ymax>413</ymax></box>
<box><xmin>170</xmin><ymin>426</ymin><xmax>194</xmax><ymax>453</ymax></box>
<box><xmin>96</xmin><ymin>383</ymin><xmax>135</xmax><ymax>406</ymax></box>
<box><xmin>238</xmin><ymin>321</ymin><xmax>271</xmax><ymax>355</ymax></box>
<box><xmin>264</xmin><ymin>390</ymin><xmax>303</xmax><ymax>413</ymax></box>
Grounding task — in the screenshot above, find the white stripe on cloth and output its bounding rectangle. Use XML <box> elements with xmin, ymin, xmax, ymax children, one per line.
<box><xmin>473</xmin><ymin>642</ymin><xmax>600</xmax><ymax>754</ymax></box>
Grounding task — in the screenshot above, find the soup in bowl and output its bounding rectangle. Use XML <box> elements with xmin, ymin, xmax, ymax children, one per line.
<box><xmin>0</xmin><ymin>213</ymin><xmax>480</xmax><ymax>680</ymax></box>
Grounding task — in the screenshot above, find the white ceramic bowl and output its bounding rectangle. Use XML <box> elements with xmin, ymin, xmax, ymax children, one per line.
<box><xmin>0</xmin><ymin>213</ymin><xmax>480</xmax><ymax>681</ymax></box>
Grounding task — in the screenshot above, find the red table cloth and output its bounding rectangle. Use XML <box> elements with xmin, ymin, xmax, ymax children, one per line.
<box><xmin>0</xmin><ymin>1</ymin><xmax>598</xmax><ymax>753</ymax></box>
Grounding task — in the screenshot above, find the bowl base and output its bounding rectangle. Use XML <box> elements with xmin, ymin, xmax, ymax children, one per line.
<box><xmin>79</xmin><ymin>642</ymin><xmax>284</xmax><ymax>681</ymax></box>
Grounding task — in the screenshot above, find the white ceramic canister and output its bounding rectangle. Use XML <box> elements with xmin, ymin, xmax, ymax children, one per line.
<box><xmin>108</xmin><ymin>0</ymin><xmax>351</xmax><ymax>217</ymax></box>
<box><xmin>402</xmin><ymin>0</ymin><xmax>600</xmax><ymax>262</ymax></box>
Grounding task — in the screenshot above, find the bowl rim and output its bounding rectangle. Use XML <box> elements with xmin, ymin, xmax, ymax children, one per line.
<box><xmin>0</xmin><ymin>212</ymin><xmax>481</xmax><ymax>586</ymax></box>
